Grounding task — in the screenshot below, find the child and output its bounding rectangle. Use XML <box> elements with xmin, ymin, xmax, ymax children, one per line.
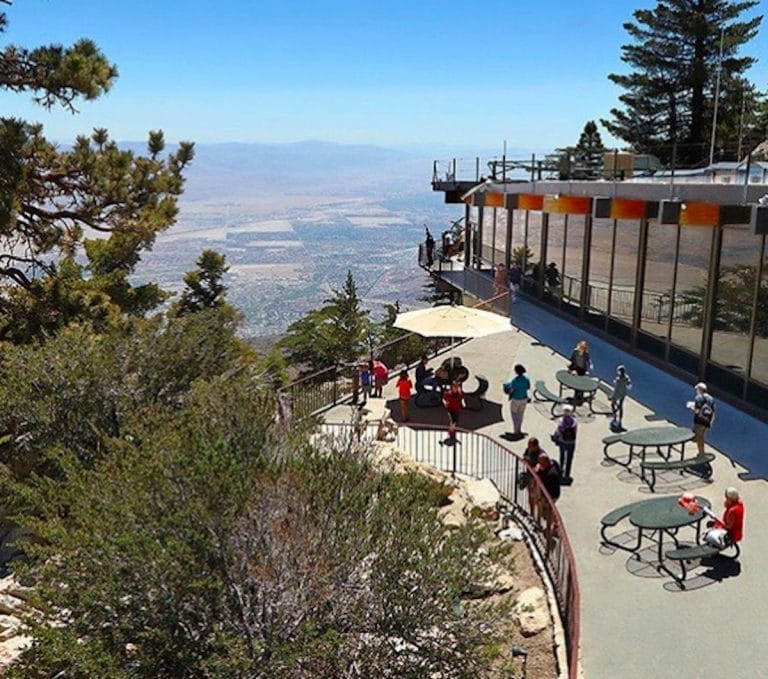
<box><xmin>442</xmin><ymin>380</ymin><xmax>464</xmax><ymax>442</ymax></box>
<box><xmin>610</xmin><ymin>365</ymin><xmax>632</xmax><ymax>432</ymax></box>
<box><xmin>396</xmin><ymin>369</ymin><xmax>413</xmax><ymax>422</ymax></box>
<box><xmin>360</xmin><ymin>363</ymin><xmax>372</xmax><ymax>405</ymax></box>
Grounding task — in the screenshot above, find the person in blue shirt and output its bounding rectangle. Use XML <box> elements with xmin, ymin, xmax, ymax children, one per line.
<box><xmin>503</xmin><ymin>364</ymin><xmax>531</xmax><ymax>439</ymax></box>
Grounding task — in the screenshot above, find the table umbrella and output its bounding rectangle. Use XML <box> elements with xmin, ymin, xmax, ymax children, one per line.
<box><xmin>393</xmin><ymin>304</ymin><xmax>511</xmax><ymax>340</ymax></box>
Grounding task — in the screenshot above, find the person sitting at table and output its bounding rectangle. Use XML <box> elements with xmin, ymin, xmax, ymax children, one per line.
<box><xmin>415</xmin><ymin>355</ymin><xmax>436</xmax><ymax>391</ymax></box>
<box><xmin>702</xmin><ymin>487</ymin><xmax>744</xmax><ymax>549</ymax></box>
<box><xmin>552</xmin><ymin>404</ymin><xmax>578</xmax><ymax>486</ymax></box>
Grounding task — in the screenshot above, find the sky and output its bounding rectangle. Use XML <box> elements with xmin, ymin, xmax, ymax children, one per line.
<box><xmin>2</xmin><ymin>0</ymin><xmax>768</xmax><ymax>153</ymax></box>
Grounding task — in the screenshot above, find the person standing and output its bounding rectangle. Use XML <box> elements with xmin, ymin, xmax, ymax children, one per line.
<box><xmin>494</xmin><ymin>263</ymin><xmax>509</xmax><ymax>296</ymax></box>
<box><xmin>552</xmin><ymin>404</ymin><xmax>578</xmax><ymax>485</ymax></box>
<box><xmin>532</xmin><ymin>453</ymin><xmax>562</xmax><ymax>528</ymax></box>
<box><xmin>442</xmin><ymin>380</ymin><xmax>464</xmax><ymax>442</ymax></box>
<box><xmin>545</xmin><ymin>262</ymin><xmax>561</xmax><ymax>291</ymax></box>
<box><xmin>396</xmin><ymin>369</ymin><xmax>413</xmax><ymax>422</ymax></box>
<box><xmin>568</xmin><ymin>340</ymin><xmax>593</xmax><ymax>406</ymax></box>
<box><xmin>372</xmin><ymin>360</ymin><xmax>388</xmax><ymax>398</ymax></box>
<box><xmin>503</xmin><ymin>364</ymin><xmax>531</xmax><ymax>439</ymax></box>
<box><xmin>425</xmin><ymin>227</ymin><xmax>435</xmax><ymax>267</ymax></box>
<box><xmin>359</xmin><ymin>363</ymin><xmax>372</xmax><ymax>405</ymax></box>
<box><xmin>610</xmin><ymin>365</ymin><xmax>632</xmax><ymax>432</ymax></box>
<box><xmin>509</xmin><ymin>262</ymin><xmax>523</xmax><ymax>302</ymax></box>
<box><xmin>687</xmin><ymin>382</ymin><xmax>715</xmax><ymax>456</ymax></box>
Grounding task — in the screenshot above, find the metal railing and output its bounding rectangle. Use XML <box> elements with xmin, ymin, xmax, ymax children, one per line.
<box><xmin>317</xmin><ymin>421</ymin><xmax>580</xmax><ymax>679</ymax></box>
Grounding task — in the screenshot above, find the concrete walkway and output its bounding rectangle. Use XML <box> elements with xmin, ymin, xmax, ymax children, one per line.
<box><xmin>326</xmin><ymin>321</ymin><xmax>768</xmax><ymax>678</ymax></box>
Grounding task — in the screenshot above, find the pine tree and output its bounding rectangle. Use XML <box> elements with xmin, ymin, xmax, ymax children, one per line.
<box><xmin>177</xmin><ymin>250</ymin><xmax>230</xmax><ymax>314</ymax></box>
<box><xmin>603</xmin><ymin>0</ymin><xmax>762</xmax><ymax>166</ymax></box>
<box><xmin>574</xmin><ymin>121</ymin><xmax>607</xmax><ymax>177</ymax></box>
<box><xmin>0</xmin><ymin>7</ymin><xmax>194</xmax><ymax>342</ymax></box>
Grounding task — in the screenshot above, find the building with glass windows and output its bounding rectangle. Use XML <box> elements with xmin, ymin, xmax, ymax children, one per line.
<box><xmin>429</xmin><ymin>174</ymin><xmax>768</xmax><ymax>419</ymax></box>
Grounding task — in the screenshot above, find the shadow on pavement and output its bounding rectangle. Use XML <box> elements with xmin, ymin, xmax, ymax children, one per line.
<box><xmin>385</xmin><ymin>397</ymin><xmax>505</xmax><ymax>431</ymax></box>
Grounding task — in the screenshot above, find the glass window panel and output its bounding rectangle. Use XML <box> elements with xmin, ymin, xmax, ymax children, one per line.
<box><xmin>587</xmin><ymin>218</ymin><xmax>614</xmax><ymax>314</ymax></box>
<box><xmin>670</xmin><ymin>226</ymin><xmax>712</xmax><ymax>356</ymax></box>
<box><xmin>609</xmin><ymin>220</ymin><xmax>639</xmax><ymax>324</ymax></box>
<box><xmin>545</xmin><ymin>214</ymin><xmax>566</xmax><ymax>300</ymax></box>
<box><xmin>709</xmin><ymin>225</ymin><xmax>758</xmax><ymax>375</ymax></box>
<box><xmin>640</xmin><ymin>221</ymin><xmax>677</xmax><ymax>339</ymax></box>
<box><xmin>522</xmin><ymin>211</ymin><xmax>543</xmax><ymax>294</ymax></box>
<box><xmin>749</xmin><ymin>241</ymin><xmax>768</xmax><ymax>386</ymax></box>
<box><xmin>563</xmin><ymin>215</ymin><xmax>585</xmax><ymax>304</ymax></box>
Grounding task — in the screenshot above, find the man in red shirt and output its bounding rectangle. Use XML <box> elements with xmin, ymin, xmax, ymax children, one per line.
<box><xmin>703</xmin><ymin>487</ymin><xmax>744</xmax><ymax>548</ymax></box>
<box><xmin>442</xmin><ymin>380</ymin><xmax>464</xmax><ymax>442</ymax></box>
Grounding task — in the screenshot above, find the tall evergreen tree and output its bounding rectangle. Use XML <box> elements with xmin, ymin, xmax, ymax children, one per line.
<box><xmin>603</xmin><ymin>1</ymin><xmax>762</xmax><ymax>165</ymax></box>
<box><xmin>0</xmin><ymin>6</ymin><xmax>194</xmax><ymax>342</ymax></box>
<box><xmin>177</xmin><ymin>250</ymin><xmax>230</xmax><ymax>314</ymax></box>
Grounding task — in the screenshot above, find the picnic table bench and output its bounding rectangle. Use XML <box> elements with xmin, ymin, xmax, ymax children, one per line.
<box><xmin>533</xmin><ymin>380</ymin><xmax>568</xmax><ymax>416</ymax></box>
<box><xmin>665</xmin><ymin>541</ymin><xmax>741</xmax><ymax>587</ymax></box>
<box><xmin>640</xmin><ymin>453</ymin><xmax>715</xmax><ymax>491</ymax></box>
<box><xmin>599</xmin><ymin>501</ymin><xmax>647</xmax><ymax>553</ymax></box>
<box><xmin>602</xmin><ymin>433</ymin><xmax>625</xmax><ymax>462</ymax></box>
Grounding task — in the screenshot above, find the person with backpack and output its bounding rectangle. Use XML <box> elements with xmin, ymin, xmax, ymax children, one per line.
<box><xmin>503</xmin><ymin>364</ymin><xmax>531</xmax><ymax>439</ymax></box>
<box><xmin>532</xmin><ymin>453</ymin><xmax>562</xmax><ymax>529</ymax></box>
<box><xmin>688</xmin><ymin>382</ymin><xmax>715</xmax><ymax>456</ymax></box>
<box><xmin>552</xmin><ymin>404</ymin><xmax>578</xmax><ymax>485</ymax></box>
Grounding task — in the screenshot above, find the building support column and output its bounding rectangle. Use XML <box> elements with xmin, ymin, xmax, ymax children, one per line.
<box><xmin>464</xmin><ymin>202</ymin><xmax>471</xmax><ymax>268</ymax></box>
<box><xmin>579</xmin><ymin>213</ymin><xmax>593</xmax><ymax>319</ymax></box>
<box><xmin>700</xmin><ymin>224</ymin><xmax>723</xmax><ymax>379</ymax></box>
<box><xmin>538</xmin><ymin>212</ymin><xmax>549</xmax><ymax>299</ymax></box>
<box><xmin>476</xmin><ymin>199</ymin><xmax>485</xmax><ymax>270</ymax></box>
<box><xmin>504</xmin><ymin>207</ymin><xmax>514</xmax><ymax>270</ymax></box>
<box><xmin>632</xmin><ymin>217</ymin><xmax>649</xmax><ymax>345</ymax></box>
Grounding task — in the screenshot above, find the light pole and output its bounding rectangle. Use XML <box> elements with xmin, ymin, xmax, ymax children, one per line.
<box><xmin>708</xmin><ymin>27</ymin><xmax>725</xmax><ymax>167</ymax></box>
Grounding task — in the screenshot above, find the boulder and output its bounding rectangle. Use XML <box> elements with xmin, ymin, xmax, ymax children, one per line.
<box><xmin>438</xmin><ymin>501</ymin><xmax>467</xmax><ymax>529</ymax></box>
<box><xmin>513</xmin><ymin>586</ymin><xmax>549</xmax><ymax>637</ymax></box>
<box><xmin>0</xmin><ymin>594</ymin><xmax>23</xmax><ymax>616</ymax></box>
<box><xmin>464</xmin><ymin>478</ymin><xmax>500</xmax><ymax>520</ymax></box>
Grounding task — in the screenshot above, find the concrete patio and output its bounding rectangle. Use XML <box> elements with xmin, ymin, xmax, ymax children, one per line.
<box><xmin>325</xmin><ymin>311</ymin><xmax>768</xmax><ymax>678</ymax></box>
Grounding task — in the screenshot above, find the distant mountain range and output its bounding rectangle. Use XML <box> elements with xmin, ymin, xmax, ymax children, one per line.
<box><xmin>114</xmin><ymin>140</ymin><xmax>536</xmax><ymax>203</ymax></box>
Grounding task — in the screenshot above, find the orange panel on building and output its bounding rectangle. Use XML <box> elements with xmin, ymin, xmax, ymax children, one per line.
<box><xmin>483</xmin><ymin>192</ymin><xmax>505</xmax><ymax>208</ymax></box>
<box><xmin>542</xmin><ymin>195</ymin><xmax>591</xmax><ymax>215</ymax></box>
<box><xmin>517</xmin><ymin>194</ymin><xmax>545</xmax><ymax>211</ymax></box>
<box><xmin>610</xmin><ymin>199</ymin><xmax>648</xmax><ymax>220</ymax></box>
<box><xmin>679</xmin><ymin>202</ymin><xmax>720</xmax><ymax>227</ymax></box>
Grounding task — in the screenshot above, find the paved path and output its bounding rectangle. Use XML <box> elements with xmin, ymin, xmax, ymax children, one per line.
<box><xmin>326</xmin><ymin>321</ymin><xmax>768</xmax><ymax>679</ymax></box>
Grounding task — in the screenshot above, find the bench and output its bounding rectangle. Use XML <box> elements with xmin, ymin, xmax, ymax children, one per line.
<box><xmin>597</xmin><ymin>381</ymin><xmax>614</xmax><ymax>400</ymax></box>
<box><xmin>640</xmin><ymin>453</ymin><xmax>715</xmax><ymax>491</ymax></box>
<box><xmin>464</xmin><ymin>375</ymin><xmax>489</xmax><ymax>411</ymax></box>
<box><xmin>602</xmin><ymin>433</ymin><xmax>627</xmax><ymax>464</ymax></box>
<box><xmin>533</xmin><ymin>380</ymin><xmax>568</xmax><ymax>416</ymax></box>
<box><xmin>599</xmin><ymin>501</ymin><xmax>647</xmax><ymax>552</ymax></box>
<box><xmin>665</xmin><ymin>541</ymin><xmax>741</xmax><ymax>587</ymax></box>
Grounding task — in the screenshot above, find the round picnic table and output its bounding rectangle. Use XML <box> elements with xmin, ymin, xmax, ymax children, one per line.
<box><xmin>619</xmin><ymin>425</ymin><xmax>695</xmax><ymax>465</ymax></box>
<box><xmin>555</xmin><ymin>369</ymin><xmax>599</xmax><ymax>412</ymax></box>
<box><xmin>620</xmin><ymin>426</ymin><xmax>695</xmax><ymax>449</ymax></box>
<box><xmin>629</xmin><ymin>495</ymin><xmax>711</xmax><ymax>578</ymax></box>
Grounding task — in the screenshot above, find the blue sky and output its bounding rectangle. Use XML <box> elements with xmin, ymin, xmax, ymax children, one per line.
<box><xmin>3</xmin><ymin>0</ymin><xmax>767</xmax><ymax>151</ymax></box>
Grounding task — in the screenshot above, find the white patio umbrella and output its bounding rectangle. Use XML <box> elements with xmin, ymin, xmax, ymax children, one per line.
<box><xmin>393</xmin><ymin>304</ymin><xmax>511</xmax><ymax>340</ymax></box>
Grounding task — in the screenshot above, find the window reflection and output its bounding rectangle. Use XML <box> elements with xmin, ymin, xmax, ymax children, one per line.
<box><xmin>587</xmin><ymin>218</ymin><xmax>614</xmax><ymax>314</ymax></box>
<box><xmin>710</xmin><ymin>225</ymin><xmax>757</xmax><ymax>375</ymax></box>
<box><xmin>749</xmin><ymin>241</ymin><xmax>768</xmax><ymax>386</ymax></box>
<box><xmin>670</xmin><ymin>226</ymin><xmax>712</xmax><ymax>357</ymax></box>
<box><xmin>609</xmin><ymin>220</ymin><xmax>639</xmax><ymax>324</ymax></box>
<box><xmin>640</xmin><ymin>221</ymin><xmax>677</xmax><ymax>340</ymax></box>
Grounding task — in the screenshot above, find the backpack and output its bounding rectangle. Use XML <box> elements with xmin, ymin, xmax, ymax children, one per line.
<box><xmin>560</xmin><ymin>419</ymin><xmax>577</xmax><ymax>442</ymax></box>
<box><xmin>697</xmin><ymin>396</ymin><xmax>715</xmax><ymax>427</ymax></box>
